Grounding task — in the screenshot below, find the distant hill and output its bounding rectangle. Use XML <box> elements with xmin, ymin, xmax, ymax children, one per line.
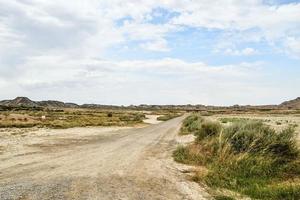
<box><xmin>279</xmin><ymin>97</ymin><xmax>300</xmax><ymax>109</ymax></box>
<box><xmin>38</xmin><ymin>100</ymin><xmax>79</xmax><ymax>108</ymax></box>
<box><xmin>0</xmin><ymin>96</ymin><xmax>299</xmax><ymax>110</ymax></box>
<box><xmin>0</xmin><ymin>97</ymin><xmax>39</xmax><ymax>107</ymax></box>
<box><xmin>0</xmin><ymin>97</ymin><xmax>79</xmax><ymax>108</ymax></box>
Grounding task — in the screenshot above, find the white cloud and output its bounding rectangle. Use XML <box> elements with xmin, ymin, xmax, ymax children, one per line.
<box><xmin>120</xmin><ymin>20</ymin><xmax>175</xmax><ymax>51</ymax></box>
<box><xmin>170</xmin><ymin>1</ymin><xmax>300</xmax><ymax>56</ymax></box>
<box><xmin>224</xmin><ymin>47</ymin><xmax>258</xmax><ymax>56</ymax></box>
<box><xmin>284</xmin><ymin>37</ymin><xmax>300</xmax><ymax>58</ymax></box>
<box><xmin>170</xmin><ymin>1</ymin><xmax>300</xmax><ymax>34</ymax></box>
<box><xmin>0</xmin><ymin>55</ymin><xmax>267</xmax><ymax>105</ymax></box>
<box><xmin>140</xmin><ymin>39</ymin><xmax>170</xmax><ymax>52</ymax></box>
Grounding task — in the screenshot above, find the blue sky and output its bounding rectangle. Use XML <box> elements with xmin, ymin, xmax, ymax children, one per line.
<box><xmin>0</xmin><ymin>0</ymin><xmax>299</xmax><ymax>105</ymax></box>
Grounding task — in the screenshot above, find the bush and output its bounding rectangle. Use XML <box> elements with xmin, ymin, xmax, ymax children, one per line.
<box><xmin>180</xmin><ymin>114</ymin><xmax>204</xmax><ymax>135</ymax></box>
<box><xmin>195</xmin><ymin>121</ymin><xmax>222</xmax><ymax>141</ymax></box>
<box><xmin>222</xmin><ymin>121</ymin><xmax>272</xmax><ymax>153</ymax></box>
<box><xmin>223</xmin><ymin>122</ymin><xmax>299</xmax><ymax>162</ymax></box>
<box><xmin>269</xmin><ymin>127</ymin><xmax>299</xmax><ymax>162</ymax></box>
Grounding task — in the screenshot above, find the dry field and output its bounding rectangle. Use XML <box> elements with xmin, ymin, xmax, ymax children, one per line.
<box><xmin>0</xmin><ymin>109</ymin><xmax>146</xmax><ymax>129</ymax></box>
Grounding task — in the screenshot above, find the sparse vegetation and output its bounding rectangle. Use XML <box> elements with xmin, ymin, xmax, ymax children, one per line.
<box><xmin>174</xmin><ymin>114</ymin><xmax>300</xmax><ymax>199</ymax></box>
<box><xmin>157</xmin><ymin>113</ymin><xmax>181</xmax><ymax>121</ymax></box>
<box><xmin>0</xmin><ymin>109</ymin><xmax>146</xmax><ymax>129</ymax></box>
<box><xmin>220</xmin><ymin>117</ymin><xmax>262</xmax><ymax>124</ymax></box>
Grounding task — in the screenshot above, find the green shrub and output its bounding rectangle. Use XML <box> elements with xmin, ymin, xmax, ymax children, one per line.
<box><xmin>223</xmin><ymin>121</ymin><xmax>270</xmax><ymax>153</ymax></box>
<box><xmin>222</xmin><ymin>122</ymin><xmax>299</xmax><ymax>162</ymax></box>
<box><xmin>195</xmin><ymin>121</ymin><xmax>222</xmax><ymax>141</ymax></box>
<box><xmin>269</xmin><ymin>127</ymin><xmax>299</xmax><ymax>161</ymax></box>
<box><xmin>180</xmin><ymin>114</ymin><xmax>204</xmax><ymax>135</ymax></box>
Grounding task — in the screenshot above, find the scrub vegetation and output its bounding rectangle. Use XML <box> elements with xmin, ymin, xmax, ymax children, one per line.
<box><xmin>156</xmin><ymin>112</ymin><xmax>182</xmax><ymax>121</ymax></box>
<box><xmin>0</xmin><ymin>109</ymin><xmax>145</xmax><ymax>129</ymax></box>
<box><xmin>174</xmin><ymin>114</ymin><xmax>300</xmax><ymax>199</ymax></box>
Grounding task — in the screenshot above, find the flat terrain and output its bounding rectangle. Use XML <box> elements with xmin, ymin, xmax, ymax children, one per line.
<box><xmin>0</xmin><ymin>109</ymin><xmax>146</xmax><ymax>129</ymax></box>
<box><xmin>0</xmin><ymin>115</ymin><xmax>210</xmax><ymax>200</ymax></box>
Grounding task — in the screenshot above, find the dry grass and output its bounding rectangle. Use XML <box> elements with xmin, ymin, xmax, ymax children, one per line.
<box><xmin>156</xmin><ymin>113</ymin><xmax>182</xmax><ymax>121</ymax></box>
<box><xmin>0</xmin><ymin>109</ymin><xmax>146</xmax><ymax>129</ymax></box>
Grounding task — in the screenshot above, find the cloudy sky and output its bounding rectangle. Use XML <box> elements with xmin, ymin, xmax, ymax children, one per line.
<box><xmin>0</xmin><ymin>0</ymin><xmax>299</xmax><ymax>105</ymax></box>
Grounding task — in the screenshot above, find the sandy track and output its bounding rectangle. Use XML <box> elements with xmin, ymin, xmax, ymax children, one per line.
<box><xmin>0</xmin><ymin>116</ymin><xmax>210</xmax><ymax>200</ymax></box>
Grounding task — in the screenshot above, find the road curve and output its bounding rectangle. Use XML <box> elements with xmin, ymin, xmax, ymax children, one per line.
<box><xmin>0</xmin><ymin>116</ymin><xmax>210</xmax><ymax>200</ymax></box>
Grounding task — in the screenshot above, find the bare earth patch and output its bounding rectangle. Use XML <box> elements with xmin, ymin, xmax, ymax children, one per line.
<box><xmin>143</xmin><ymin>115</ymin><xmax>163</xmax><ymax>124</ymax></box>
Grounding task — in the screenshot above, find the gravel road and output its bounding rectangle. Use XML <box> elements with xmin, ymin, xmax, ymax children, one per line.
<box><xmin>0</xmin><ymin>115</ymin><xmax>211</xmax><ymax>200</ymax></box>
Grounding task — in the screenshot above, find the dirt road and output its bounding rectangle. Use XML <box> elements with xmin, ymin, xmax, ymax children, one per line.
<box><xmin>0</xmin><ymin>116</ymin><xmax>210</xmax><ymax>200</ymax></box>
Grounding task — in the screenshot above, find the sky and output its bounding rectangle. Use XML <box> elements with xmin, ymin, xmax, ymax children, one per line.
<box><xmin>0</xmin><ymin>0</ymin><xmax>299</xmax><ymax>106</ymax></box>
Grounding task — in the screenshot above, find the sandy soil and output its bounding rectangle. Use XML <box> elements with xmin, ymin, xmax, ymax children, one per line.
<box><xmin>0</xmin><ymin>116</ymin><xmax>211</xmax><ymax>200</ymax></box>
<box><xmin>143</xmin><ymin>115</ymin><xmax>163</xmax><ymax>124</ymax></box>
